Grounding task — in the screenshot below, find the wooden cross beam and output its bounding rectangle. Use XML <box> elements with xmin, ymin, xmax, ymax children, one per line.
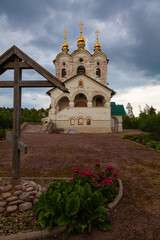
<box><xmin>6</xmin><ymin>131</ymin><xmax>27</xmax><ymax>154</ymax></box>
<box><xmin>0</xmin><ymin>45</ymin><xmax>68</xmax><ymax>181</ymax></box>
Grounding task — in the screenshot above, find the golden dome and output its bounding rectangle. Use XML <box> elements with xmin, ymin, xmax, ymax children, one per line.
<box><xmin>62</xmin><ymin>30</ymin><xmax>69</xmax><ymax>52</ymax></box>
<box><xmin>77</xmin><ymin>21</ymin><xmax>85</xmax><ymax>48</ymax></box>
<box><xmin>94</xmin><ymin>30</ymin><xmax>101</xmax><ymax>51</ymax></box>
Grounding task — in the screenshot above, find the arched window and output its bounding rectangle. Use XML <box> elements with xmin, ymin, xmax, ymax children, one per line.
<box><xmin>62</xmin><ymin>68</ymin><xmax>66</xmax><ymax>78</ymax></box>
<box><xmin>79</xmin><ymin>80</ymin><xmax>83</xmax><ymax>87</ymax></box>
<box><xmin>77</xmin><ymin>66</ymin><xmax>85</xmax><ymax>75</ymax></box>
<box><xmin>78</xmin><ymin>118</ymin><xmax>84</xmax><ymax>125</ymax></box>
<box><xmin>87</xmin><ymin>119</ymin><xmax>91</xmax><ymax>125</ymax></box>
<box><xmin>96</xmin><ymin>68</ymin><xmax>101</xmax><ymax>78</ymax></box>
<box><xmin>70</xmin><ymin>118</ymin><xmax>75</xmax><ymax>125</ymax></box>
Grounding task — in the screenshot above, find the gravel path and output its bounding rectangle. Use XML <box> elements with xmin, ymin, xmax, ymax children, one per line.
<box><xmin>0</xmin><ymin>130</ymin><xmax>160</xmax><ymax>240</ymax></box>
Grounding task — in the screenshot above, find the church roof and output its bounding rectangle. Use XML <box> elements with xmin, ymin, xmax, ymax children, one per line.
<box><xmin>46</xmin><ymin>73</ymin><xmax>115</xmax><ymax>96</ymax></box>
<box><xmin>111</xmin><ymin>102</ymin><xmax>126</xmax><ymax>116</ymax></box>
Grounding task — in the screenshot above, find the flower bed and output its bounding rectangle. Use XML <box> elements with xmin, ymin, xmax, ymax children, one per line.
<box><xmin>122</xmin><ymin>133</ymin><xmax>160</xmax><ymax>150</ymax></box>
<box><xmin>35</xmin><ymin>164</ymin><xmax>121</xmax><ymax>239</ymax></box>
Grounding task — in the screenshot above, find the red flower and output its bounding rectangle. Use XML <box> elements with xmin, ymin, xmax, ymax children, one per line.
<box><xmin>73</xmin><ymin>169</ymin><xmax>79</xmax><ymax>174</ymax></box>
<box><xmin>70</xmin><ymin>178</ymin><xmax>75</xmax><ymax>181</ymax></box>
<box><xmin>106</xmin><ymin>166</ymin><xmax>114</xmax><ymax>170</ymax></box>
<box><xmin>114</xmin><ymin>172</ymin><xmax>119</xmax><ymax>178</ymax></box>
<box><xmin>94</xmin><ymin>175</ymin><xmax>99</xmax><ymax>178</ymax></box>
<box><xmin>95</xmin><ymin>163</ymin><xmax>100</xmax><ymax>167</ymax></box>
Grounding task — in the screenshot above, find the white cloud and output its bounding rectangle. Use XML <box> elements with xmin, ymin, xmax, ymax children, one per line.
<box><xmin>22</xmin><ymin>90</ymin><xmax>51</xmax><ymax>109</ymax></box>
<box><xmin>113</xmin><ymin>84</ymin><xmax>160</xmax><ymax>116</ymax></box>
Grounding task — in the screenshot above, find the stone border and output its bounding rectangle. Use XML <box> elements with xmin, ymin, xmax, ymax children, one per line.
<box><xmin>108</xmin><ymin>179</ymin><xmax>123</xmax><ymax>210</ymax></box>
<box><xmin>1</xmin><ymin>179</ymin><xmax>123</xmax><ymax>240</ymax></box>
<box><xmin>1</xmin><ymin>226</ymin><xmax>67</xmax><ymax>240</ymax></box>
<box><xmin>125</xmin><ymin>139</ymin><xmax>160</xmax><ymax>152</ymax></box>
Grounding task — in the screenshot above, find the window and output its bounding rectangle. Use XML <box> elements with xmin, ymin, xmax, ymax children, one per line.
<box><xmin>77</xmin><ymin>66</ymin><xmax>85</xmax><ymax>74</ymax></box>
<box><xmin>70</xmin><ymin>119</ymin><xmax>75</xmax><ymax>125</ymax></box>
<box><xmin>62</xmin><ymin>68</ymin><xmax>66</xmax><ymax>78</ymax></box>
<box><xmin>96</xmin><ymin>68</ymin><xmax>101</xmax><ymax>78</ymax></box>
<box><xmin>63</xmin><ymin>62</ymin><xmax>65</xmax><ymax>66</ymax></box>
<box><xmin>78</xmin><ymin>118</ymin><xmax>84</xmax><ymax>125</ymax></box>
<box><xmin>79</xmin><ymin>80</ymin><xmax>83</xmax><ymax>87</ymax></box>
<box><xmin>79</xmin><ymin>58</ymin><xmax>83</xmax><ymax>62</ymax></box>
<box><xmin>97</xmin><ymin>62</ymin><xmax>100</xmax><ymax>65</ymax></box>
<box><xmin>87</xmin><ymin>119</ymin><xmax>91</xmax><ymax>125</ymax></box>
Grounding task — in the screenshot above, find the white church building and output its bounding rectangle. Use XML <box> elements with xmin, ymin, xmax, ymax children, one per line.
<box><xmin>43</xmin><ymin>23</ymin><xmax>126</xmax><ymax>133</ymax></box>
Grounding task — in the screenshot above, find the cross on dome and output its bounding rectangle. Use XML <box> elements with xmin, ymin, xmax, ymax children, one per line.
<box><xmin>62</xmin><ymin>29</ymin><xmax>69</xmax><ymax>52</ymax></box>
<box><xmin>94</xmin><ymin>29</ymin><xmax>101</xmax><ymax>52</ymax></box>
<box><xmin>78</xmin><ymin>21</ymin><xmax>84</xmax><ymax>34</ymax></box>
<box><xmin>77</xmin><ymin>21</ymin><xmax>85</xmax><ymax>48</ymax></box>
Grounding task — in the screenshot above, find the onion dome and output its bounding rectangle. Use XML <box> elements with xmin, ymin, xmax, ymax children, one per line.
<box><xmin>77</xmin><ymin>21</ymin><xmax>85</xmax><ymax>49</ymax></box>
<box><xmin>94</xmin><ymin>30</ymin><xmax>101</xmax><ymax>52</ymax></box>
<box><xmin>62</xmin><ymin>30</ymin><xmax>69</xmax><ymax>52</ymax></box>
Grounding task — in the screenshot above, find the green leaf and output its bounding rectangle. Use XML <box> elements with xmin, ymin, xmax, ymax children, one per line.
<box><xmin>57</xmin><ymin>214</ymin><xmax>70</xmax><ymax>225</ymax></box>
<box><xmin>50</xmin><ymin>192</ymin><xmax>61</xmax><ymax>204</ymax></box>
<box><xmin>84</xmin><ymin>183</ymin><xmax>92</xmax><ymax>198</ymax></box>
<box><xmin>98</xmin><ymin>219</ymin><xmax>111</xmax><ymax>231</ymax></box>
<box><xmin>65</xmin><ymin>181</ymin><xmax>74</xmax><ymax>193</ymax></box>
<box><xmin>66</xmin><ymin>192</ymin><xmax>80</xmax><ymax>216</ymax></box>
<box><xmin>94</xmin><ymin>205</ymin><xmax>107</xmax><ymax>216</ymax></box>
<box><xmin>85</xmin><ymin>197</ymin><xmax>93</xmax><ymax>212</ymax></box>
<box><xmin>38</xmin><ymin>211</ymin><xmax>47</xmax><ymax>229</ymax></box>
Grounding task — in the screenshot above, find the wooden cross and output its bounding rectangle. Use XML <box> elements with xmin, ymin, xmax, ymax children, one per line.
<box><xmin>0</xmin><ymin>45</ymin><xmax>68</xmax><ymax>182</ymax></box>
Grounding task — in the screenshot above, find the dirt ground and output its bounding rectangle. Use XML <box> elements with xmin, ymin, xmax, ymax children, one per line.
<box><xmin>0</xmin><ymin>130</ymin><xmax>160</xmax><ymax>240</ymax></box>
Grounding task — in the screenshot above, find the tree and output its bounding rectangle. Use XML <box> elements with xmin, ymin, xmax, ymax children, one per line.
<box><xmin>126</xmin><ymin>103</ymin><xmax>134</xmax><ymax>118</ymax></box>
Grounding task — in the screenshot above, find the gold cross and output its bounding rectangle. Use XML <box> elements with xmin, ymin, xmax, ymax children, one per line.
<box><xmin>63</xmin><ymin>29</ymin><xmax>68</xmax><ymax>40</ymax></box>
<box><xmin>78</xmin><ymin>21</ymin><xmax>84</xmax><ymax>33</ymax></box>
<box><xmin>95</xmin><ymin>29</ymin><xmax>100</xmax><ymax>38</ymax></box>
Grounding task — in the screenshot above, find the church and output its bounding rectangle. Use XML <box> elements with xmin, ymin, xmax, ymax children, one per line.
<box><xmin>43</xmin><ymin>22</ymin><xmax>126</xmax><ymax>133</ymax></box>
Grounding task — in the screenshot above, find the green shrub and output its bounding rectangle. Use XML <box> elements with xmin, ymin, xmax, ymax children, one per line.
<box><xmin>156</xmin><ymin>144</ymin><xmax>160</xmax><ymax>151</ymax></box>
<box><xmin>0</xmin><ymin>129</ymin><xmax>5</xmax><ymax>140</ymax></box>
<box><xmin>122</xmin><ymin>134</ymin><xmax>135</xmax><ymax>139</ymax></box>
<box><xmin>146</xmin><ymin>141</ymin><xmax>159</xmax><ymax>149</ymax></box>
<box><xmin>35</xmin><ymin>164</ymin><xmax>119</xmax><ymax>239</ymax></box>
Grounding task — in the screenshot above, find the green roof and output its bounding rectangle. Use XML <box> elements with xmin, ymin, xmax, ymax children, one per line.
<box><xmin>111</xmin><ymin>102</ymin><xmax>126</xmax><ymax>116</ymax></box>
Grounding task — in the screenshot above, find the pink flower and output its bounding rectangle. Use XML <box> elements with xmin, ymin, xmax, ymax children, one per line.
<box><xmin>108</xmin><ymin>177</ymin><xmax>113</xmax><ymax>180</ymax></box>
<box><xmin>70</xmin><ymin>178</ymin><xmax>75</xmax><ymax>181</ymax></box>
<box><xmin>95</xmin><ymin>163</ymin><xmax>100</xmax><ymax>167</ymax></box>
<box><xmin>114</xmin><ymin>172</ymin><xmax>119</xmax><ymax>178</ymax></box>
<box><xmin>73</xmin><ymin>169</ymin><xmax>79</xmax><ymax>174</ymax></box>
<box><xmin>92</xmin><ymin>179</ymin><xmax>95</xmax><ymax>183</ymax></box>
<box><xmin>84</xmin><ymin>171</ymin><xmax>91</xmax><ymax>176</ymax></box>
<box><xmin>102</xmin><ymin>175</ymin><xmax>106</xmax><ymax>178</ymax></box>
<box><xmin>101</xmin><ymin>171</ymin><xmax>105</xmax><ymax>174</ymax></box>
<box><xmin>106</xmin><ymin>166</ymin><xmax>114</xmax><ymax>170</ymax></box>
<box><xmin>94</xmin><ymin>175</ymin><xmax>99</xmax><ymax>178</ymax></box>
<box><xmin>85</xmin><ymin>168</ymin><xmax>90</xmax><ymax>171</ymax></box>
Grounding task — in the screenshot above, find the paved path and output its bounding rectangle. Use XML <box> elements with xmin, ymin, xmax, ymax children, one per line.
<box><xmin>0</xmin><ymin>130</ymin><xmax>160</xmax><ymax>239</ymax></box>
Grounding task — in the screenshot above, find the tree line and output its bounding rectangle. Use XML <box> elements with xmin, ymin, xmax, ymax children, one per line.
<box><xmin>0</xmin><ymin>107</ymin><xmax>48</xmax><ymax>129</ymax></box>
<box><xmin>123</xmin><ymin>104</ymin><xmax>160</xmax><ymax>135</ymax></box>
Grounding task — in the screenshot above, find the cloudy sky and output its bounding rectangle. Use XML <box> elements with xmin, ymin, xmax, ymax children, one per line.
<box><xmin>0</xmin><ymin>0</ymin><xmax>160</xmax><ymax>116</ymax></box>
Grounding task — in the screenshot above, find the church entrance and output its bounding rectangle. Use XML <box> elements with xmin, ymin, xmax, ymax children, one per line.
<box><xmin>111</xmin><ymin>117</ymin><xmax>118</xmax><ymax>132</ymax></box>
<box><xmin>74</xmin><ymin>93</ymin><xmax>87</xmax><ymax>107</ymax></box>
<box><xmin>75</xmin><ymin>102</ymin><xmax>87</xmax><ymax>107</ymax></box>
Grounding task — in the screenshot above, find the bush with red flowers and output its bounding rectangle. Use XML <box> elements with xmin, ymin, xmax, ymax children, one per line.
<box><xmin>35</xmin><ymin>163</ymin><xmax>119</xmax><ymax>239</ymax></box>
<box><xmin>72</xmin><ymin>163</ymin><xmax>119</xmax><ymax>204</ymax></box>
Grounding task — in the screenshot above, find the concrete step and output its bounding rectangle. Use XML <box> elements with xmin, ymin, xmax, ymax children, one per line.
<box><xmin>22</xmin><ymin>123</ymin><xmax>45</xmax><ymax>133</ymax></box>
